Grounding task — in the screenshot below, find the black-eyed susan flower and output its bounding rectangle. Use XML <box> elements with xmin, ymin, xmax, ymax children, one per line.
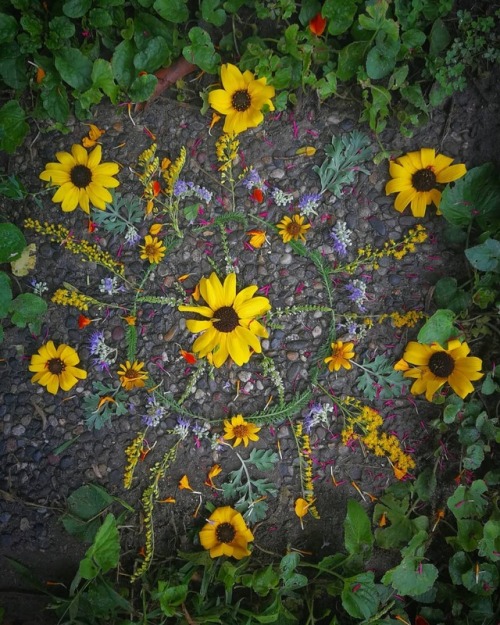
<box><xmin>29</xmin><ymin>341</ymin><xmax>87</xmax><ymax>394</ymax></box>
<box><xmin>178</xmin><ymin>272</ymin><xmax>271</xmax><ymax>368</ymax></box>
<box><xmin>223</xmin><ymin>414</ymin><xmax>261</xmax><ymax>447</ymax></box>
<box><xmin>324</xmin><ymin>340</ymin><xmax>355</xmax><ymax>372</ymax></box>
<box><xmin>139</xmin><ymin>235</ymin><xmax>166</xmax><ymax>264</ymax></box>
<box><xmin>208</xmin><ymin>63</ymin><xmax>275</xmax><ymax>136</ymax></box>
<box><xmin>276</xmin><ymin>214</ymin><xmax>311</xmax><ymax>243</ymax></box>
<box><xmin>199</xmin><ymin>506</ymin><xmax>254</xmax><ymax>559</ymax></box>
<box><xmin>117</xmin><ymin>360</ymin><xmax>148</xmax><ymax>391</ymax></box>
<box><xmin>39</xmin><ymin>144</ymin><xmax>120</xmax><ymax>214</ymax></box>
<box><xmin>396</xmin><ymin>339</ymin><xmax>483</xmax><ymax>401</ymax></box>
<box><xmin>385</xmin><ymin>148</ymin><xmax>466</xmax><ymax>217</ymax></box>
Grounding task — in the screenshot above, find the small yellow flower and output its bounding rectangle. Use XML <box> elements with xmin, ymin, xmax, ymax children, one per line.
<box><xmin>139</xmin><ymin>235</ymin><xmax>166</xmax><ymax>264</ymax></box>
<box><xmin>29</xmin><ymin>341</ymin><xmax>87</xmax><ymax>395</ymax></box>
<box><xmin>295</xmin><ymin>146</ymin><xmax>316</xmax><ymax>156</ymax></box>
<box><xmin>276</xmin><ymin>214</ymin><xmax>311</xmax><ymax>243</ymax></box>
<box><xmin>117</xmin><ymin>360</ymin><xmax>148</xmax><ymax>391</ymax></box>
<box><xmin>179</xmin><ymin>475</ymin><xmax>193</xmax><ymax>491</ymax></box>
<box><xmin>199</xmin><ymin>506</ymin><xmax>254</xmax><ymax>559</ymax></box>
<box><xmin>324</xmin><ymin>340</ymin><xmax>355</xmax><ymax>372</ymax></box>
<box><xmin>246</xmin><ymin>229</ymin><xmax>267</xmax><ymax>249</ymax></box>
<box><xmin>223</xmin><ymin>414</ymin><xmax>261</xmax><ymax>447</ymax></box>
<box><xmin>149</xmin><ymin>223</ymin><xmax>163</xmax><ymax>235</ymax></box>
<box><xmin>205</xmin><ymin>464</ymin><xmax>223</xmax><ymax>488</ymax></box>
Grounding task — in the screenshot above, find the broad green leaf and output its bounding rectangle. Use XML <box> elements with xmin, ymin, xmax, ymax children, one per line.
<box><xmin>414</xmin><ymin>468</ymin><xmax>437</xmax><ymax>502</ymax></box>
<box><xmin>128</xmin><ymin>73</ymin><xmax>157</xmax><ymax>102</ymax></box>
<box><xmin>11</xmin><ymin>242</ymin><xmax>36</xmax><ymax>277</ymax></box>
<box><xmin>63</xmin><ymin>0</ymin><xmax>92</xmax><ymax>18</ymax></box>
<box><xmin>9</xmin><ymin>293</ymin><xmax>47</xmax><ymax>330</ymax></box>
<box><xmin>481</xmin><ymin>373</ymin><xmax>499</xmax><ymax>396</ymax></box>
<box><xmin>402</xmin><ymin>28</ymin><xmax>426</xmax><ymax>49</ymax></box>
<box><xmin>342</xmin><ymin>572</ymin><xmax>379</xmax><ymax>619</ymax></box>
<box><xmin>465</xmin><ymin>239</ymin><xmax>500</xmax><ymax>273</ymax></box>
<box><xmin>400</xmin><ymin>84</ymin><xmax>427</xmax><ymax>112</ymax></box>
<box><xmin>0</xmin><ymin>272</ymin><xmax>12</xmax><ymax>317</ymax></box>
<box><xmin>91</xmin><ymin>59</ymin><xmax>119</xmax><ymax>103</ymax></box>
<box><xmin>323</xmin><ymin>0</ymin><xmax>358</xmax><ymax>35</ymax></box>
<box><xmin>463</xmin><ymin>443</ymin><xmax>485</xmax><ymax>471</ymax></box>
<box><xmin>201</xmin><ymin>0</ymin><xmax>226</xmax><ymax>26</ymax></box>
<box><xmin>241</xmin><ymin>565</ymin><xmax>280</xmax><ymax>597</ymax></box>
<box><xmin>153</xmin><ymin>0</ymin><xmax>188</xmax><ymax>22</ymax></box>
<box><xmin>65</xmin><ymin>484</ymin><xmax>116</xmax><ymax>521</ymax></box>
<box><xmin>183</xmin><ymin>26</ymin><xmax>221</xmax><ymax>73</ymax></box>
<box><xmin>429</xmin><ymin>18</ymin><xmax>450</xmax><ymax>56</ymax></box>
<box><xmin>0</xmin><ymin>222</ymin><xmax>27</xmax><ymax>262</ymax></box>
<box><xmin>134</xmin><ymin>36</ymin><xmax>171</xmax><ymax>73</ymax></box>
<box><xmin>78</xmin><ymin>514</ymin><xmax>120</xmax><ymax>579</ymax></box>
<box><xmin>478</xmin><ymin>518</ymin><xmax>500</xmax><ymax>561</ymax></box>
<box><xmin>157</xmin><ymin>581</ymin><xmax>188</xmax><ymax>617</ymax></box>
<box><xmin>112</xmin><ymin>40</ymin><xmax>136</xmax><ymax>88</ymax></box>
<box><xmin>78</xmin><ymin>86</ymin><xmax>103</xmax><ymax>111</ymax></box>
<box><xmin>344</xmin><ymin>499</ymin><xmax>373</xmax><ymax>556</ymax></box>
<box><xmin>447</xmin><ymin>480</ymin><xmax>489</xmax><ymax>519</ymax></box>
<box><xmin>443</xmin><ymin>396</ymin><xmax>463</xmax><ymax>424</ymax></box>
<box><xmin>433</xmin><ymin>277</ymin><xmax>471</xmax><ymax>313</ymax></box>
<box><xmin>452</xmin><ymin>519</ymin><xmax>484</xmax><ymax>551</ymax></box>
<box><xmin>366</xmin><ymin>44</ymin><xmax>397</xmax><ymax>79</ymax></box>
<box><xmin>55</xmin><ymin>48</ymin><xmax>93</xmax><ymax>90</ymax></box>
<box><xmin>89</xmin><ymin>8</ymin><xmax>113</xmax><ymax>28</ymax></box>
<box><xmin>0</xmin><ymin>12</ymin><xmax>18</xmax><ymax>43</ymax></box>
<box><xmin>417</xmin><ymin>309</ymin><xmax>456</xmax><ymax>346</ymax></box>
<box><xmin>0</xmin><ymin>42</ymin><xmax>28</xmax><ymax>89</ymax></box>
<box><xmin>337</xmin><ymin>41</ymin><xmax>369</xmax><ymax>81</ymax></box>
<box><xmin>41</xmin><ymin>83</ymin><xmax>70</xmax><ymax>124</ymax></box>
<box><xmin>280</xmin><ymin>552</ymin><xmax>300</xmax><ymax>579</ymax></box>
<box><xmin>383</xmin><ymin>559</ymin><xmax>438</xmax><ymax>597</ymax></box>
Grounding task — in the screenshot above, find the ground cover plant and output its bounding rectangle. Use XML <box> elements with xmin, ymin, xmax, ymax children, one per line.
<box><xmin>0</xmin><ymin>3</ymin><xmax>499</xmax><ymax>625</ymax></box>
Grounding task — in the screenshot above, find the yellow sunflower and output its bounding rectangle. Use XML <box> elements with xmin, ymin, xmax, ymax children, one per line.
<box><xmin>208</xmin><ymin>63</ymin><xmax>275</xmax><ymax>135</ymax></box>
<box><xmin>178</xmin><ymin>272</ymin><xmax>271</xmax><ymax>368</ymax></box>
<box><xmin>29</xmin><ymin>341</ymin><xmax>87</xmax><ymax>394</ymax></box>
<box><xmin>117</xmin><ymin>360</ymin><xmax>148</xmax><ymax>391</ymax></box>
<box><xmin>199</xmin><ymin>506</ymin><xmax>254</xmax><ymax>559</ymax></box>
<box><xmin>276</xmin><ymin>214</ymin><xmax>311</xmax><ymax>243</ymax></box>
<box><xmin>324</xmin><ymin>340</ymin><xmax>355</xmax><ymax>372</ymax></box>
<box><xmin>385</xmin><ymin>147</ymin><xmax>466</xmax><ymax>217</ymax></box>
<box><xmin>396</xmin><ymin>339</ymin><xmax>483</xmax><ymax>401</ymax></box>
<box><xmin>223</xmin><ymin>414</ymin><xmax>261</xmax><ymax>447</ymax></box>
<box><xmin>139</xmin><ymin>235</ymin><xmax>166</xmax><ymax>264</ymax></box>
<box><xmin>39</xmin><ymin>143</ymin><xmax>120</xmax><ymax>214</ymax></box>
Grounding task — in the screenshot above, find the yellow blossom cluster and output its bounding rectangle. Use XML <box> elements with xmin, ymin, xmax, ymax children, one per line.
<box><xmin>137</xmin><ymin>143</ymin><xmax>160</xmax><ymax>185</ymax></box>
<box><xmin>341</xmin><ymin>401</ymin><xmax>415</xmax><ymax>478</ymax></box>
<box><xmin>344</xmin><ymin>224</ymin><xmax>427</xmax><ymax>272</ymax></box>
<box><xmin>51</xmin><ymin>288</ymin><xmax>93</xmax><ymax>312</ymax></box>
<box><xmin>162</xmin><ymin>146</ymin><xmax>186</xmax><ymax>195</ymax></box>
<box><xmin>294</xmin><ymin>423</ymin><xmax>320</xmax><ymax>519</ymax></box>
<box><xmin>216</xmin><ymin>133</ymin><xmax>239</xmax><ymax>179</ymax></box>
<box><xmin>123</xmin><ymin>432</ymin><xmax>146</xmax><ymax>489</ymax></box>
<box><xmin>378</xmin><ymin>310</ymin><xmax>426</xmax><ymax>328</ymax></box>
<box><xmin>24</xmin><ymin>218</ymin><xmax>124</xmax><ymax>275</ymax></box>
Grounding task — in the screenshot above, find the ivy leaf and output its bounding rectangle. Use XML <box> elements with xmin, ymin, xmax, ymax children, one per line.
<box><xmin>182</xmin><ymin>26</ymin><xmax>221</xmax><ymax>74</ymax></box>
<box><xmin>134</xmin><ymin>36</ymin><xmax>171</xmax><ymax>73</ymax></box>
<box><xmin>323</xmin><ymin>0</ymin><xmax>358</xmax><ymax>35</ymax></box>
<box><xmin>478</xmin><ymin>518</ymin><xmax>500</xmax><ymax>561</ymax></box>
<box><xmin>128</xmin><ymin>73</ymin><xmax>158</xmax><ymax>102</ymax></box>
<box><xmin>92</xmin><ymin>59</ymin><xmax>119</xmax><ymax>104</ymax></box>
<box><xmin>112</xmin><ymin>40</ymin><xmax>136</xmax><ymax>88</ymax></box>
<box><xmin>0</xmin><ymin>222</ymin><xmax>26</xmax><ymax>262</ymax></box>
<box><xmin>55</xmin><ymin>47</ymin><xmax>93</xmax><ymax>90</ymax></box>
<box><xmin>0</xmin><ymin>271</ymin><xmax>13</xmax><ymax>318</ymax></box>
<box><xmin>201</xmin><ymin>0</ymin><xmax>226</xmax><ymax>26</ymax></box>
<box><xmin>383</xmin><ymin>559</ymin><xmax>438</xmax><ymax>597</ymax></box>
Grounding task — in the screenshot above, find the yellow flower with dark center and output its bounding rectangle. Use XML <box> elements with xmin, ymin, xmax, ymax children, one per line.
<box><xmin>324</xmin><ymin>340</ymin><xmax>355</xmax><ymax>372</ymax></box>
<box><xmin>178</xmin><ymin>272</ymin><xmax>271</xmax><ymax>367</ymax></box>
<box><xmin>29</xmin><ymin>341</ymin><xmax>87</xmax><ymax>394</ymax></box>
<box><xmin>397</xmin><ymin>339</ymin><xmax>483</xmax><ymax>401</ymax></box>
<box><xmin>208</xmin><ymin>63</ymin><xmax>275</xmax><ymax>135</ymax></box>
<box><xmin>223</xmin><ymin>414</ymin><xmax>261</xmax><ymax>447</ymax></box>
<box><xmin>199</xmin><ymin>506</ymin><xmax>254</xmax><ymax>559</ymax></box>
<box><xmin>117</xmin><ymin>360</ymin><xmax>148</xmax><ymax>391</ymax></box>
<box><xmin>139</xmin><ymin>235</ymin><xmax>166</xmax><ymax>264</ymax></box>
<box><xmin>39</xmin><ymin>144</ymin><xmax>120</xmax><ymax>214</ymax></box>
<box><xmin>385</xmin><ymin>148</ymin><xmax>466</xmax><ymax>217</ymax></box>
<box><xmin>276</xmin><ymin>214</ymin><xmax>311</xmax><ymax>243</ymax></box>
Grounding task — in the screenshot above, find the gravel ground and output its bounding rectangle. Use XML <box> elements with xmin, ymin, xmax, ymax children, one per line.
<box><xmin>0</xmin><ymin>66</ymin><xmax>499</xmax><ymax>623</ymax></box>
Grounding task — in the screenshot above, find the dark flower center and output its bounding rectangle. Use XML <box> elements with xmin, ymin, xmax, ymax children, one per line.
<box><xmin>125</xmin><ymin>368</ymin><xmax>139</xmax><ymax>379</ymax></box>
<box><xmin>412</xmin><ymin>167</ymin><xmax>436</xmax><ymax>192</ymax></box>
<box><xmin>145</xmin><ymin>244</ymin><xmax>157</xmax><ymax>256</ymax></box>
<box><xmin>233</xmin><ymin>424</ymin><xmax>249</xmax><ymax>438</ymax></box>
<box><xmin>232</xmin><ymin>89</ymin><xmax>251</xmax><ymax>112</ymax></box>
<box><xmin>70</xmin><ymin>164</ymin><xmax>92</xmax><ymax>188</ymax></box>
<box><xmin>47</xmin><ymin>358</ymin><xmax>65</xmax><ymax>374</ymax></box>
<box><xmin>287</xmin><ymin>221</ymin><xmax>302</xmax><ymax>235</ymax></box>
<box><xmin>216</xmin><ymin>522</ymin><xmax>236</xmax><ymax>543</ymax></box>
<box><xmin>213</xmin><ymin>306</ymin><xmax>240</xmax><ymax>332</ymax></box>
<box><xmin>429</xmin><ymin>352</ymin><xmax>455</xmax><ymax>378</ymax></box>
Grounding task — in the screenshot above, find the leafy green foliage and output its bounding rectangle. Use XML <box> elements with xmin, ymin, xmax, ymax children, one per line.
<box><xmin>82</xmin><ymin>381</ymin><xmax>129</xmax><ymax>430</ymax></box>
<box><xmin>91</xmin><ymin>192</ymin><xmax>143</xmax><ymax>236</ymax></box>
<box><xmin>0</xmin><ymin>270</ymin><xmax>47</xmax><ymax>341</ymax></box>
<box><xmin>355</xmin><ymin>354</ymin><xmax>407</xmax><ymax>400</ymax></box>
<box><xmin>0</xmin><ymin>222</ymin><xmax>26</xmax><ymax>262</ymax></box>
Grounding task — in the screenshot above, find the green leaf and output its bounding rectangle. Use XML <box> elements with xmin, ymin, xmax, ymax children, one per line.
<box><xmin>463</xmin><ymin>443</ymin><xmax>485</xmax><ymax>471</ymax></box>
<box><xmin>443</xmin><ymin>396</ymin><xmax>463</xmax><ymax>424</ymax></box>
<box><xmin>9</xmin><ymin>293</ymin><xmax>46</xmax><ymax>330</ymax></box>
<box><xmin>478</xmin><ymin>518</ymin><xmax>500</xmax><ymax>561</ymax></box>
<box><xmin>0</xmin><ymin>272</ymin><xmax>12</xmax><ymax>317</ymax></box>
<box><xmin>41</xmin><ymin>84</ymin><xmax>70</xmax><ymax>124</ymax></box>
<box><xmin>91</xmin><ymin>59</ymin><xmax>119</xmax><ymax>103</ymax></box>
<box><xmin>465</xmin><ymin>239</ymin><xmax>500</xmax><ymax>273</ymax></box>
<box><xmin>366</xmin><ymin>44</ymin><xmax>398</xmax><ymax>79</ymax></box>
<box><xmin>201</xmin><ymin>0</ymin><xmax>226</xmax><ymax>26</ymax></box>
<box><xmin>337</xmin><ymin>41</ymin><xmax>369</xmax><ymax>81</ymax></box>
<box><xmin>383</xmin><ymin>559</ymin><xmax>438</xmax><ymax>597</ymax></box>
<box><xmin>65</xmin><ymin>484</ymin><xmax>116</xmax><ymax>522</ymax></box>
<box><xmin>0</xmin><ymin>12</ymin><xmax>18</xmax><ymax>43</ymax></box>
<box><xmin>402</xmin><ymin>28</ymin><xmax>426</xmax><ymax>49</ymax></box>
<box><xmin>417</xmin><ymin>309</ymin><xmax>456</xmax><ymax>346</ymax></box>
<box><xmin>0</xmin><ymin>223</ymin><xmax>27</xmax><ymax>262</ymax></box>
<box><xmin>78</xmin><ymin>514</ymin><xmax>120</xmax><ymax>579</ymax></box>
<box><xmin>433</xmin><ymin>277</ymin><xmax>471</xmax><ymax>313</ymax></box>
<box><xmin>323</xmin><ymin>0</ymin><xmax>358</xmax><ymax>35</ymax></box>
<box><xmin>0</xmin><ymin>42</ymin><xmax>28</xmax><ymax>89</ymax></box>
<box><xmin>414</xmin><ymin>468</ymin><xmax>437</xmax><ymax>502</ymax></box>
<box><xmin>63</xmin><ymin>0</ymin><xmax>92</xmax><ymax>18</ymax></box>
<box><xmin>247</xmin><ymin>448</ymin><xmax>279</xmax><ymax>472</ymax></box>
<box><xmin>55</xmin><ymin>48</ymin><xmax>93</xmax><ymax>90</ymax></box>
<box><xmin>183</xmin><ymin>26</ymin><xmax>221</xmax><ymax>74</ymax></box>
<box><xmin>344</xmin><ymin>499</ymin><xmax>373</xmax><ymax>557</ymax></box>
<box><xmin>341</xmin><ymin>572</ymin><xmax>379</xmax><ymax>619</ymax></box>
<box><xmin>128</xmin><ymin>73</ymin><xmax>157</xmax><ymax>102</ymax></box>
<box><xmin>451</xmin><ymin>519</ymin><xmax>484</xmax><ymax>551</ymax></box>
<box><xmin>134</xmin><ymin>36</ymin><xmax>171</xmax><ymax>73</ymax></box>
<box><xmin>447</xmin><ymin>480</ymin><xmax>489</xmax><ymax>519</ymax></box>
<box><xmin>153</xmin><ymin>0</ymin><xmax>188</xmax><ymax>22</ymax></box>
<box><xmin>429</xmin><ymin>18</ymin><xmax>451</xmax><ymax>56</ymax></box>
<box><xmin>112</xmin><ymin>40</ymin><xmax>136</xmax><ymax>88</ymax></box>
<box><xmin>280</xmin><ymin>552</ymin><xmax>300</xmax><ymax>579</ymax></box>
<box><xmin>157</xmin><ymin>581</ymin><xmax>188</xmax><ymax>617</ymax></box>
<box><xmin>89</xmin><ymin>7</ymin><xmax>113</xmax><ymax>28</ymax></box>
<box><xmin>0</xmin><ymin>100</ymin><xmax>28</xmax><ymax>153</ymax></box>
<box><xmin>481</xmin><ymin>372</ymin><xmax>499</xmax><ymax>396</ymax></box>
